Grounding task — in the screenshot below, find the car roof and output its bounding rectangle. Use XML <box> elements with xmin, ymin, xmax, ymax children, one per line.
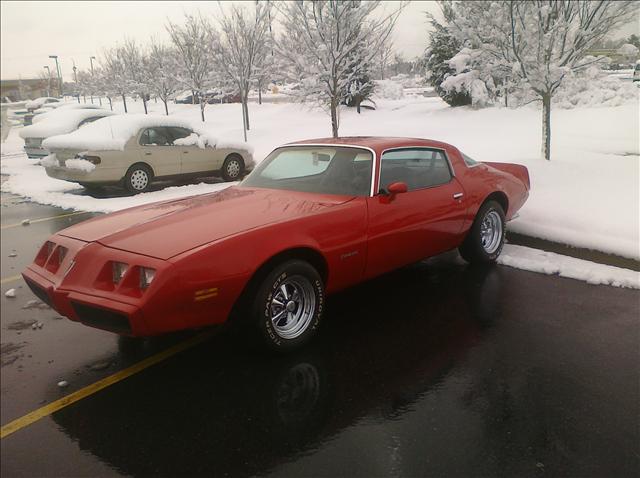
<box><xmin>287</xmin><ymin>136</ymin><xmax>456</xmax><ymax>153</ymax></box>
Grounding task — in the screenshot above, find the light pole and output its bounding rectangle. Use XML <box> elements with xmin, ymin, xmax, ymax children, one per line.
<box><xmin>43</xmin><ymin>65</ymin><xmax>51</xmax><ymax>96</ymax></box>
<box><xmin>90</xmin><ymin>56</ymin><xmax>101</xmax><ymax>105</ymax></box>
<box><xmin>49</xmin><ymin>55</ymin><xmax>62</xmax><ymax>97</ymax></box>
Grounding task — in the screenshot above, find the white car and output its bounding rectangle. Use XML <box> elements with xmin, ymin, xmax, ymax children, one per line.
<box><xmin>20</xmin><ymin>108</ymin><xmax>115</xmax><ymax>158</ymax></box>
<box><xmin>24</xmin><ymin>97</ymin><xmax>62</xmax><ymax>112</ymax></box>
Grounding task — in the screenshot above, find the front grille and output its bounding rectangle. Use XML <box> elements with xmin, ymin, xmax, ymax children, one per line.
<box><xmin>25</xmin><ymin>138</ymin><xmax>43</xmax><ymax>148</ymax></box>
<box><xmin>71</xmin><ymin>301</ymin><xmax>132</xmax><ymax>334</ymax></box>
<box><xmin>24</xmin><ymin>278</ymin><xmax>53</xmax><ymax>307</ymax></box>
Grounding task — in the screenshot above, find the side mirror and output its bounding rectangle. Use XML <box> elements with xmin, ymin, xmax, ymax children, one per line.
<box><xmin>387</xmin><ymin>181</ymin><xmax>408</xmax><ymax>194</ymax></box>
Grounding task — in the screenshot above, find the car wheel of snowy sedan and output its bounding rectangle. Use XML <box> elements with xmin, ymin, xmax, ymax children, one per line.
<box><xmin>221</xmin><ymin>154</ymin><xmax>244</xmax><ymax>181</ymax></box>
<box><xmin>459</xmin><ymin>200</ymin><xmax>506</xmax><ymax>264</ymax></box>
<box><xmin>253</xmin><ymin>260</ymin><xmax>324</xmax><ymax>352</ymax></box>
<box><xmin>124</xmin><ymin>163</ymin><xmax>153</xmax><ymax>194</ymax></box>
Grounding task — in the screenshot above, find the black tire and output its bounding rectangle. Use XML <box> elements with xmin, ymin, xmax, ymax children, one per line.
<box><xmin>252</xmin><ymin>260</ymin><xmax>324</xmax><ymax>352</ymax></box>
<box><xmin>459</xmin><ymin>200</ymin><xmax>506</xmax><ymax>264</ymax></box>
<box><xmin>124</xmin><ymin>163</ymin><xmax>153</xmax><ymax>193</ymax></box>
<box><xmin>221</xmin><ymin>154</ymin><xmax>245</xmax><ymax>181</ymax></box>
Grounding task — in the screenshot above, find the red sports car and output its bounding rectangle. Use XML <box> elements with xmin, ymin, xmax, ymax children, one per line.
<box><xmin>23</xmin><ymin>137</ymin><xmax>529</xmax><ymax>351</ymax></box>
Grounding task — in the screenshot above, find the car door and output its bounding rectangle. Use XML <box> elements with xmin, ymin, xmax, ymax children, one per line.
<box><xmin>167</xmin><ymin>127</ymin><xmax>218</xmax><ymax>176</ymax></box>
<box><xmin>364</xmin><ymin>147</ymin><xmax>468</xmax><ymax>279</ymax></box>
<box><xmin>138</xmin><ymin>127</ymin><xmax>181</xmax><ymax>177</ymax></box>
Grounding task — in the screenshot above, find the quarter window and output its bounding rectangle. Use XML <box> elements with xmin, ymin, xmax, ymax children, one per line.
<box><xmin>462</xmin><ymin>153</ymin><xmax>478</xmax><ymax>167</ymax></box>
<box><xmin>379</xmin><ymin>148</ymin><xmax>452</xmax><ymax>192</ymax></box>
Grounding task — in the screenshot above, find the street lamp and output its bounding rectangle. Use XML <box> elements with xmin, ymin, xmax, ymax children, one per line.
<box><xmin>48</xmin><ymin>55</ymin><xmax>62</xmax><ymax>97</ymax></box>
<box><xmin>90</xmin><ymin>56</ymin><xmax>99</xmax><ymax>105</ymax></box>
<box><xmin>43</xmin><ymin>66</ymin><xmax>51</xmax><ymax>96</ymax></box>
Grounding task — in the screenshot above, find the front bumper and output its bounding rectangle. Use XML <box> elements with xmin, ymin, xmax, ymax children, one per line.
<box><xmin>23</xmin><ymin>266</ymin><xmax>145</xmax><ymax>335</ymax></box>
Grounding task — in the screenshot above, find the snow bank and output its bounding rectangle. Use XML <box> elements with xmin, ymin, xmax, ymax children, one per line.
<box><xmin>19</xmin><ymin>109</ymin><xmax>115</xmax><ymax>139</ymax></box>
<box><xmin>499</xmin><ymin>244</ymin><xmax>639</xmax><ymax>289</ymax></box>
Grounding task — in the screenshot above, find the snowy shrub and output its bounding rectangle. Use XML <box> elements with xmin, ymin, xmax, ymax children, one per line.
<box><xmin>373</xmin><ymin>80</ymin><xmax>404</xmax><ymax>100</ymax></box>
<box><xmin>553</xmin><ymin>61</ymin><xmax>639</xmax><ymax>108</ymax></box>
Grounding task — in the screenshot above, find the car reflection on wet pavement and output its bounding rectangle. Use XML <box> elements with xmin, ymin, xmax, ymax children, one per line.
<box><xmin>1</xmin><ymin>194</ymin><xmax>639</xmax><ymax>477</ymax></box>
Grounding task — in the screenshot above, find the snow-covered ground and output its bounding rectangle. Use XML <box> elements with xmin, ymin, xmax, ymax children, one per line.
<box><xmin>2</xmin><ymin>94</ymin><xmax>639</xmax><ymax>272</ymax></box>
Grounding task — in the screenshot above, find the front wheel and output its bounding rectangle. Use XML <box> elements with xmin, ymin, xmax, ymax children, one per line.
<box><xmin>459</xmin><ymin>200</ymin><xmax>506</xmax><ymax>264</ymax></box>
<box><xmin>253</xmin><ymin>260</ymin><xmax>324</xmax><ymax>352</ymax></box>
<box><xmin>221</xmin><ymin>154</ymin><xmax>245</xmax><ymax>181</ymax></box>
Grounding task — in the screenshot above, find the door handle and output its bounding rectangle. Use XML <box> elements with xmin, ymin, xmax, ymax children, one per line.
<box><xmin>144</xmin><ymin>152</ymin><xmax>152</xmax><ymax>156</ymax></box>
<box><xmin>453</xmin><ymin>192</ymin><xmax>464</xmax><ymax>200</ymax></box>
<box><xmin>183</xmin><ymin>151</ymin><xmax>189</xmax><ymax>154</ymax></box>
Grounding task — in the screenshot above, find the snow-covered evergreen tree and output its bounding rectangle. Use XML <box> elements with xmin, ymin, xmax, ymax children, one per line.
<box><xmin>277</xmin><ymin>1</ymin><xmax>402</xmax><ymax>137</ymax></box>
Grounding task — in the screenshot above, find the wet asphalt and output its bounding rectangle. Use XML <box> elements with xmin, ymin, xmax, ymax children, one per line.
<box><xmin>1</xmin><ymin>191</ymin><xmax>639</xmax><ymax>478</ymax></box>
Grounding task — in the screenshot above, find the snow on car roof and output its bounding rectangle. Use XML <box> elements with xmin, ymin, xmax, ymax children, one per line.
<box><xmin>42</xmin><ymin>114</ymin><xmax>254</xmax><ymax>153</ymax></box>
<box><xmin>19</xmin><ymin>109</ymin><xmax>116</xmax><ymax>139</ymax></box>
<box><xmin>24</xmin><ymin>97</ymin><xmax>62</xmax><ymax>110</ymax></box>
<box><xmin>32</xmin><ymin>103</ymin><xmax>104</xmax><ymax>124</ymax></box>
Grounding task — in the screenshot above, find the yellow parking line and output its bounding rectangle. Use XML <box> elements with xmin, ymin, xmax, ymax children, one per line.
<box><xmin>0</xmin><ymin>274</ymin><xmax>21</xmax><ymax>285</ymax></box>
<box><xmin>1</xmin><ymin>211</ymin><xmax>90</xmax><ymax>230</ymax></box>
<box><xmin>0</xmin><ymin>328</ymin><xmax>217</xmax><ymax>439</ymax></box>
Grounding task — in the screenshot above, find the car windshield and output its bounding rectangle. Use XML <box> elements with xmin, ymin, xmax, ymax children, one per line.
<box><xmin>241</xmin><ymin>146</ymin><xmax>373</xmax><ymax>196</ymax></box>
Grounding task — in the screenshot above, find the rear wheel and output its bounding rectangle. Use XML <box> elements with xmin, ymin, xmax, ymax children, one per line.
<box><xmin>459</xmin><ymin>200</ymin><xmax>506</xmax><ymax>264</ymax></box>
<box><xmin>124</xmin><ymin>163</ymin><xmax>153</xmax><ymax>193</ymax></box>
<box><xmin>221</xmin><ymin>154</ymin><xmax>245</xmax><ymax>181</ymax></box>
<box><xmin>252</xmin><ymin>260</ymin><xmax>324</xmax><ymax>352</ymax></box>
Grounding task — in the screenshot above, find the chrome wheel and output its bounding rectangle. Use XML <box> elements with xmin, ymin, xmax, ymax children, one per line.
<box><xmin>480</xmin><ymin>210</ymin><xmax>503</xmax><ymax>254</ymax></box>
<box><xmin>130</xmin><ymin>169</ymin><xmax>149</xmax><ymax>191</ymax></box>
<box><xmin>226</xmin><ymin>159</ymin><xmax>241</xmax><ymax>179</ymax></box>
<box><xmin>269</xmin><ymin>276</ymin><xmax>316</xmax><ymax>340</ymax></box>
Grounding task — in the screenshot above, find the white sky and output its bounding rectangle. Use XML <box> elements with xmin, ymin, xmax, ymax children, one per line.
<box><xmin>1</xmin><ymin>1</ymin><xmax>637</xmax><ymax>81</ymax></box>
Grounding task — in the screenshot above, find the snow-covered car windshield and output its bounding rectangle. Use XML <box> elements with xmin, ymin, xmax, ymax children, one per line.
<box><xmin>241</xmin><ymin>146</ymin><xmax>372</xmax><ymax>196</ymax></box>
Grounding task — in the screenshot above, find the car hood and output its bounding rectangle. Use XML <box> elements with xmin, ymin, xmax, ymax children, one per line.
<box><xmin>59</xmin><ymin>187</ymin><xmax>355</xmax><ymax>260</ymax></box>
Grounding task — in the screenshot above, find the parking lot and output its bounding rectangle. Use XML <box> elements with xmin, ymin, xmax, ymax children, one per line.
<box><xmin>1</xmin><ymin>189</ymin><xmax>638</xmax><ymax>477</ymax></box>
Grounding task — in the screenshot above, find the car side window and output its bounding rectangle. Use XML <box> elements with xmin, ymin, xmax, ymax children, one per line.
<box><xmin>167</xmin><ymin>127</ymin><xmax>192</xmax><ymax>142</ymax></box>
<box><xmin>379</xmin><ymin>148</ymin><xmax>452</xmax><ymax>192</ymax></box>
<box><xmin>140</xmin><ymin>127</ymin><xmax>172</xmax><ymax>146</ymax></box>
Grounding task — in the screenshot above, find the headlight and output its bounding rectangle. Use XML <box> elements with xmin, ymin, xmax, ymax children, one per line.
<box><xmin>139</xmin><ymin>267</ymin><xmax>156</xmax><ymax>289</ymax></box>
<box><xmin>112</xmin><ymin>262</ymin><xmax>128</xmax><ymax>284</ymax></box>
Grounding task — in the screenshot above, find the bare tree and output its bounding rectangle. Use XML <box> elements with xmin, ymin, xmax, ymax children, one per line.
<box><xmin>378</xmin><ymin>40</ymin><xmax>394</xmax><ymax>80</ymax></box>
<box><xmin>145</xmin><ymin>39</ymin><xmax>181</xmax><ymax>115</ymax></box>
<box><xmin>122</xmin><ymin>39</ymin><xmax>150</xmax><ymax>114</ymax></box>
<box><xmin>277</xmin><ymin>1</ymin><xmax>403</xmax><ymax>137</ymax></box>
<box><xmin>167</xmin><ymin>13</ymin><xmax>217</xmax><ymax>121</ymax></box>
<box><xmin>212</xmin><ymin>2</ymin><xmax>272</xmax><ymax>136</ymax></box>
<box><xmin>101</xmin><ymin>46</ymin><xmax>130</xmax><ymax>112</ymax></box>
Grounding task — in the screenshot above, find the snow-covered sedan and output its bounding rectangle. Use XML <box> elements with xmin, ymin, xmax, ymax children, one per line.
<box><xmin>23</xmin><ymin>137</ymin><xmax>530</xmax><ymax>351</ymax></box>
<box><xmin>41</xmin><ymin>115</ymin><xmax>254</xmax><ymax>192</ymax></box>
<box><xmin>20</xmin><ymin>108</ymin><xmax>115</xmax><ymax>158</ymax></box>
<box><xmin>25</xmin><ymin>96</ymin><xmax>62</xmax><ymax>112</ymax></box>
